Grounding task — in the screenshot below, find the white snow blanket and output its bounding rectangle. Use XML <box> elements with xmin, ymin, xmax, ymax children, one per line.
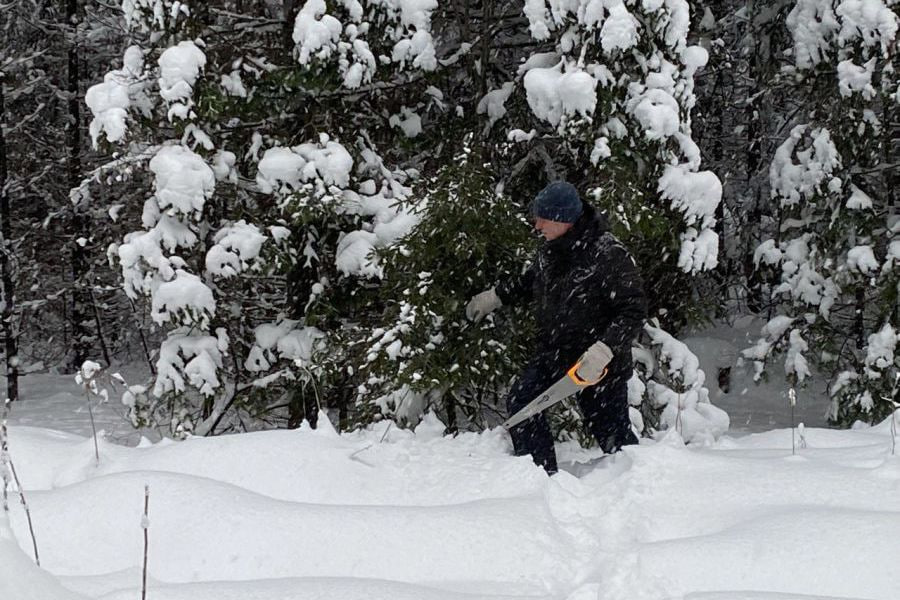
<box><xmin>4</xmin><ymin>401</ymin><xmax>900</xmax><ymax>600</ymax></box>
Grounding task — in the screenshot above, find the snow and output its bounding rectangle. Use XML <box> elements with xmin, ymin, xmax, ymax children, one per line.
<box><xmin>256</xmin><ymin>147</ymin><xmax>307</xmax><ymax>193</ymax></box>
<box><xmin>0</xmin><ymin>523</ymin><xmax>85</xmax><ymax>600</ymax></box>
<box><xmin>786</xmin><ymin>1</ymin><xmax>841</xmax><ymax>69</ymax></box>
<box><xmin>205</xmin><ymin>221</ymin><xmax>267</xmax><ymax>278</ymax></box>
<box><xmin>600</xmin><ymin>2</ymin><xmax>640</xmax><ymax>54</ymax></box>
<box><xmin>787</xmin><ymin>0</ymin><xmax>898</xmax><ymax>75</ymax></box>
<box><xmin>523</xmin><ymin>63</ymin><xmax>598</xmax><ymax>127</ymax></box>
<box><xmin>835</xmin><ymin>0</ymin><xmax>899</xmax><ymax>55</ymax></box>
<box><xmin>389</xmin><ymin>107</ymin><xmax>423</xmax><ymax>138</ymax></box>
<box><xmin>837</xmin><ymin>58</ymin><xmax>876</xmax><ymax>98</ymax></box>
<box><xmin>770</xmin><ymin>126</ymin><xmax>842</xmax><ymax>207</ymax></box>
<box><xmin>508</xmin><ymin>129</ymin><xmax>538</xmax><ymax>143</ymax></box>
<box><xmin>864</xmin><ymin>323</ymin><xmax>896</xmax><ymax>375</ymax></box>
<box><xmin>153</xmin><ymin>328</ymin><xmax>227</xmax><ymax>400</ymax></box>
<box><xmin>245</xmin><ymin>321</ymin><xmax>323</xmax><ymax>372</ymax></box>
<box><xmin>676</xmin><ymin>226</ymin><xmax>719</xmax><ymax>274</ymax></box>
<box><xmin>343</xmin><ymin>39</ymin><xmax>377</xmax><ymax>88</ymax></box>
<box><xmin>476</xmin><ymin>82</ymin><xmax>515</xmax><ymax>129</ymax></box>
<box><xmin>523</xmin><ymin>0</ymin><xmax>552</xmax><ymax>40</ymax></box>
<box><xmin>846</xmin><ymin>184</ymin><xmax>874</xmax><ymax>209</ymax></box>
<box><xmin>122</xmin><ymin>0</ymin><xmax>190</xmax><ymax>32</ymax></box>
<box><xmin>658</xmin><ymin>166</ymin><xmax>719</xmax><ymax>231</ymax></box>
<box><xmin>652</xmin><ymin>0</ymin><xmax>691</xmax><ymax>50</ymax></box>
<box><xmin>785</xmin><ymin>329</ymin><xmax>811</xmax><ymax>383</ymax></box>
<box><xmin>657</xmin><ymin>165</ymin><xmax>722</xmax><ymax>273</ymax></box>
<box><xmin>115</xmin><ymin>230</ymin><xmax>171</xmax><ymax>299</ymax></box>
<box><xmin>336</xmin><ymin>230</ymin><xmax>383</xmax><ymax>277</ymax></box>
<box><xmin>150</xmin><ymin>269</ymin><xmax>215</xmax><ymax>327</ymax></box>
<box><xmin>85</xmin><ymin>46</ymin><xmax>145</xmax><ymax>147</ymax></box>
<box><xmin>681</xmin><ymin>45</ymin><xmax>709</xmax><ymax>70</ymax></box>
<box><xmin>847</xmin><ymin>244</ymin><xmax>879</xmax><ymax>275</ymax></box>
<box><xmin>84</xmin><ymin>80</ymin><xmax>130</xmax><ymax>146</ymax></box>
<box><xmin>883</xmin><ymin>240</ymin><xmax>900</xmax><ymax>274</ymax></box>
<box><xmin>149</xmin><ymin>145</ymin><xmax>216</xmax><ymax>220</ymax></box>
<box><xmin>643</xmin><ymin>324</ymin><xmax>730</xmax><ymax>443</ymax></box>
<box><xmin>391</xmin><ymin>30</ymin><xmax>438</xmax><ymax>71</ymax></box>
<box><xmin>256</xmin><ymin>137</ymin><xmax>354</xmax><ymax>194</ymax></box>
<box><xmin>685</xmin><ymin>317</ymin><xmax>843</xmax><ymax>435</ymax></box>
<box><xmin>4</xmin><ymin>376</ymin><xmax>900</xmax><ymax>600</ymax></box>
<box><xmin>333</xmin><ymin>180</ymin><xmax>419</xmax><ymax>279</ymax></box>
<box><xmin>220</xmin><ymin>71</ymin><xmax>248</xmax><ymax>97</ymax></box>
<box><xmin>292</xmin><ymin>0</ymin><xmax>342</xmax><ymax>65</ymax></box>
<box><xmin>628</xmin><ymin>88</ymin><xmax>681</xmax><ymax>140</ymax></box>
<box><xmin>157</xmin><ymin>41</ymin><xmax>206</xmax><ymax>121</ymax></box>
<box><xmin>517</xmin><ymin>52</ymin><xmax>560</xmax><ymax>77</ymax></box>
<box><xmin>2</xmin><ymin>309</ymin><xmax>898</xmax><ymax>599</ymax></box>
<box><xmin>590</xmin><ymin>136</ymin><xmax>611</xmax><ymax>164</ymax></box>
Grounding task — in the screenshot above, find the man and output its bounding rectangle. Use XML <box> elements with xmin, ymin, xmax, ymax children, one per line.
<box><xmin>466</xmin><ymin>181</ymin><xmax>647</xmax><ymax>474</ymax></box>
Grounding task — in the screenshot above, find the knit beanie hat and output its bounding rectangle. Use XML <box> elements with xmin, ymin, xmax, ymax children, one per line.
<box><xmin>530</xmin><ymin>181</ymin><xmax>583</xmax><ymax>223</ymax></box>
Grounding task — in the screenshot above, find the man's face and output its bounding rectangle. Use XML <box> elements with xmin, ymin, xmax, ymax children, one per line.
<box><xmin>533</xmin><ymin>217</ymin><xmax>574</xmax><ymax>241</ymax></box>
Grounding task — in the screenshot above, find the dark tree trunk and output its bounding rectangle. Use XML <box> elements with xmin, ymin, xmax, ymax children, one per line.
<box><xmin>0</xmin><ymin>77</ymin><xmax>19</xmax><ymax>403</ymax></box>
<box><xmin>743</xmin><ymin>0</ymin><xmax>766</xmax><ymax>313</ymax></box>
<box><xmin>66</xmin><ymin>0</ymin><xmax>92</xmax><ymax>371</ymax></box>
<box><xmin>443</xmin><ymin>392</ymin><xmax>458</xmax><ymax>434</ymax></box>
<box><xmin>855</xmin><ymin>287</ymin><xmax>866</xmax><ymax>350</ymax></box>
<box><xmin>283</xmin><ymin>0</ymin><xmax>298</xmax><ymax>53</ymax></box>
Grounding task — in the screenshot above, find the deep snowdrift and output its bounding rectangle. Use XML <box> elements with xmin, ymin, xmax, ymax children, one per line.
<box><xmin>3</xmin><ymin>410</ymin><xmax>899</xmax><ymax>600</ymax></box>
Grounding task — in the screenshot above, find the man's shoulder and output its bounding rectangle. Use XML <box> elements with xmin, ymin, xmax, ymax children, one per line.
<box><xmin>591</xmin><ymin>230</ymin><xmax>627</xmax><ymax>255</ymax></box>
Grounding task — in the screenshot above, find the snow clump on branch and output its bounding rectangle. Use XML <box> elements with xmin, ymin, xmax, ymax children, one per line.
<box><xmin>157</xmin><ymin>40</ymin><xmax>206</xmax><ymax>121</ymax></box>
<box><xmin>292</xmin><ymin>0</ymin><xmax>438</xmax><ymax>87</ymax></box>
<box><xmin>85</xmin><ymin>46</ymin><xmax>146</xmax><ymax>147</ymax></box>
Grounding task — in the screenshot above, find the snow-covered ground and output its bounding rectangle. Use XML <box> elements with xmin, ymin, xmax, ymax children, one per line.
<box><xmin>682</xmin><ymin>316</ymin><xmax>830</xmax><ymax>432</ymax></box>
<box><xmin>2</xmin><ymin>328</ymin><xmax>898</xmax><ymax>600</ymax></box>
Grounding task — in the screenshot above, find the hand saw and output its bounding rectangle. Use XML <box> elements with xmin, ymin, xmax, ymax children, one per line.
<box><xmin>502</xmin><ymin>361</ymin><xmax>607</xmax><ymax>430</ymax></box>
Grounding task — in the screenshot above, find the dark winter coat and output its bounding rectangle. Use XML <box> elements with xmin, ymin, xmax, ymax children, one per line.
<box><xmin>496</xmin><ymin>203</ymin><xmax>647</xmax><ymax>378</ymax></box>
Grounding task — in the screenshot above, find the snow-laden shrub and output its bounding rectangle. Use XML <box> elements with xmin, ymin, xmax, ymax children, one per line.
<box><xmin>747</xmin><ymin>1</ymin><xmax>899</xmax><ymax>427</ymax></box>
<box><xmin>83</xmin><ymin>2</ymin><xmax>431</xmax><ymax>434</ymax></box>
<box><xmin>633</xmin><ymin>322</ymin><xmax>729</xmax><ymax>444</ymax></box>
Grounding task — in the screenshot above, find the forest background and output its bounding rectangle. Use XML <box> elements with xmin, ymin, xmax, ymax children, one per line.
<box><xmin>0</xmin><ymin>0</ymin><xmax>897</xmax><ymax>441</ymax></box>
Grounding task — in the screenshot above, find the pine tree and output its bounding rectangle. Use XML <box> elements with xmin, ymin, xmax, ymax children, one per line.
<box><xmin>84</xmin><ymin>1</ymin><xmax>444</xmax><ymax>434</ymax></box>
<box><xmin>0</xmin><ymin>71</ymin><xmax>16</xmax><ymax>404</ymax></box>
<box><xmin>745</xmin><ymin>0</ymin><xmax>899</xmax><ymax>426</ymax></box>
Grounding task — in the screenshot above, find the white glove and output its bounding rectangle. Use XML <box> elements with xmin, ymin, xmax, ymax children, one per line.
<box><xmin>465</xmin><ymin>288</ymin><xmax>502</xmax><ymax>322</ymax></box>
<box><xmin>577</xmin><ymin>340</ymin><xmax>613</xmax><ymax>381</ymax></box>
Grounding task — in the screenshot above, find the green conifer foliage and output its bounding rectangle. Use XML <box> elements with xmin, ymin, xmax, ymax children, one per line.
<box><xmin>356</xmin><ymin>144</ymin><xmax>535</xmax><ymax>431</ymax></box>
<box><xmin>746</xmin><ymin>0</ymin><xmax>899</xmax><ymax>427</ymax></box>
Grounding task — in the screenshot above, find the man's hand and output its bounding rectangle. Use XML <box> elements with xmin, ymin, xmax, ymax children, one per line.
<box><xmin>577</xmin><ymin>340</ymin><xmax>613</xmax><ymax>381</ymax></box>
<box><xmin>465</xmin><ymin>288</ymin><xmax>502</xmax><ymax>322</ymax></box>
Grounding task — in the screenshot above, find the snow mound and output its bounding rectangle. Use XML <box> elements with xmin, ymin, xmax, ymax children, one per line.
<box><xmin>4</xmin><ymin>403</ymin><xmax>900</xmax><ymax>600</ymax></box>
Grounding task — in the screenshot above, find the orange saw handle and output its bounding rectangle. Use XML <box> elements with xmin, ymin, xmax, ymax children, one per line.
<box><xmin>567</xmin><ymin>361</ymin><xmax>608</xmax><ymax>387</ymax></box>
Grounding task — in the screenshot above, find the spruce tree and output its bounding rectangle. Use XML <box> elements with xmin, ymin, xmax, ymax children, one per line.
<box><xmin>745</xmin><ymin>0</ymin><xmax>899</xmax><ymax>426</ymax></box>
<box><xmin>356</xmin><ymin>142</ymin><xmax>535</xmax><ymax>430</ymax></box>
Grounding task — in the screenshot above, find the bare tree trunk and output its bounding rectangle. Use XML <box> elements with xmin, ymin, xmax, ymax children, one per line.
<box><xmin>67</xmin><ymin>0</ymin><xmax>92</xmax><ymax>371</ymax></box>
<box><xmin>283</xmin><ymin>0</ymin><xmax>297</xmax><ymax>53</ymax></box>
<box><xmin>743</xmin><ymin>0</ymin><xmax>766</xmax><ymax>314</ymax></box>
<box><xmin>855</xmin><ymin>287</ymin><xmax>866</xmax><ymax>350</ymax></box>
<box><xmin>0</xmin><ymin>77</ymin><xmax>19</xmax><ymax>403</ymax></box>
<box><xmin>88</xmin><ymin>288</ymin><xmax>111</xmax><ymax>366</ymax></box>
